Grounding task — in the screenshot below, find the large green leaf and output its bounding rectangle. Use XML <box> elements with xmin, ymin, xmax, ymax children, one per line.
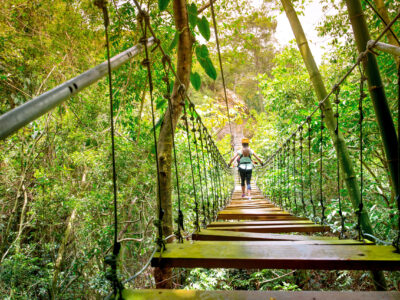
<box><xmin>203</xmin><ymin>57</ymin><xmax>217</xmax><ymax>80</ymax></box>
<box><xmin>187</xmin><ymin>3</ymin><xmax>198</xmax><ymax>29</ymax></box>
<box><xmin>195</xmin><ymin>44</ymin><xmax>209</xmax><ymax>60</ymax></box>
<box><xmin>197</xmin><ymin>16</ymin><xmax>210</xmax><ymax>41</ymax></box>
<box><xmin>195</xmin><ymin>45</ymin><xmax>217</xmax><ymax>80</ymax></box>
<box><xmin>158</xmin><ymin>0</ymin><xmax>171</xmax><ymax>11</ymax></box>
<box><xmin>190</xmin><ymin>72</ymin><xmax>201</xmax><ymax>90</ymax></box>
<box><xmin>169</xmin><ymin>31</ymin><xmax>179</xmax><ymax>51</ymax></box>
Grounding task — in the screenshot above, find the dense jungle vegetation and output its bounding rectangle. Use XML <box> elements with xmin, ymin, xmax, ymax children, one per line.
<box><xmin>1</xmin><ymin>0</ymin><xmax>400</xmax><ymax>298</ymax></box>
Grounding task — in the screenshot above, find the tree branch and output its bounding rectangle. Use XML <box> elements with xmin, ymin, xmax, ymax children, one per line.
<box><xmin>198</xmin><ymin>0</ymin><xmax>217</xmax><ymax>14</ymax></box>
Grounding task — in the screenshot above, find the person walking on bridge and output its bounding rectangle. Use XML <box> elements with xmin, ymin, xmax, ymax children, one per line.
<box><xmin>228</xmin><ymin>138</ymin><xmax>263</xmax><ymax>199</ymax></box>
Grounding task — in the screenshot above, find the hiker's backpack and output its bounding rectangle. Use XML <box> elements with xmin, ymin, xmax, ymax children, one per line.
<box><xmin>238</xmin><ymin>152</ymin><xmax>252</xmax><ymax>165</ymax></box>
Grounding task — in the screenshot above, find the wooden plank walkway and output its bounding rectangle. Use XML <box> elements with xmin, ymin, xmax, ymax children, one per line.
<box><xmin>151</xmin><ymin>240</ymin><xmax>400</xmax><ymax>270</ymax></box>
<box><xmin>207</xmin><ymin>220</ymin><xmax>315</xmax><ymax>227</ymax></box>
<box><xmin>206</xmin><ymin>224</ymin><xmax>330</xmax><ymax>233</ymax></box>
<box><xmin>151</xmin><ymin>181</ymin><xmax>400</xmax><ymax>271</ymax></box>
<box><xmin>122</xmin><ymin>290</ymin><xmax>400</xmax><ymax>299</ymax></box>
<box><xmin>192</xmin><ymin>229</ymin><xmax>374</xmax><ymax>243</ymax></box>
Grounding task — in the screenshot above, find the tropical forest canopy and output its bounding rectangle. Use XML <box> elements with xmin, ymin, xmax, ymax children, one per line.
<box><xmin>0</xmin><ymin>0</ymin><xmax>399</xmax><ymax>298</ymax></box>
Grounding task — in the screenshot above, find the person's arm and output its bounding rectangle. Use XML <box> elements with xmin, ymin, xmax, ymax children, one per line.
<box><xmin>253</xmin><ymin>153</ymin><xmax>263</xmax><ymax>165</ymax></box>
<box><xmin>228</xmin><ymin>153</ymin><xmax>239</xmax><ymax>167</ymax></box>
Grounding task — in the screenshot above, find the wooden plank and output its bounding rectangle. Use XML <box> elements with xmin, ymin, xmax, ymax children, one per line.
<box><xmin>228</xmin><ymin>200</ymin><xmax>270</xmax><ymax>203</ymax></box>
<box><xmin>207</xmin><ymin>220</ymin><xmax>315</xmax><ymax>227</ymax></box>
<box><xmin>224</xmin><ymin>206</ymin><xmax>279</xmax><ymax>210</ymax></box>
<box><xmin>219</xmin><ymin>209</ymin><xmax>289</xmax><ymax>215</ymax></box>
<box><xmin>225</xmin><ymin>205</ymin><xmax>276</xmax><ymax>209</ymax></box>
<box><xmin>229</xmin><ymin>200</ymin><xmax>271</xmax><ymax>203</ymax></box>
<box><xmin>232</xmin><ymin>193</ymin><xmax>263</xmax><ymax>195</ymax></box>
<box><xmin>225</xmin><ymin>205</ymin><xmax>275</xmax><ymax>208</ymax></box>
<box><xmin>231</xmin><ymin>195</ymin><xmax>264</xmax><ymax>197</ymax></box>
<box><xmin>227</xmin><ymin>202</ymin><xmax>273</xmax><ymax>205</ymax></box>
<box><xmin>232</xmin><ymin>192</ymin><xmax>263</xmax><ymax>194</ymax></box>
<box><xmin>231</xmin><ymin>196</ymin><xmax>265</xmax><ymax>199</ymax></box>
<box><xmin>192</xmin><ymin>229</ymin><xmax>374</xmax><ymax>243</ymax></box>
<box><xmin>207</xmin><ymin>224</ymin><xmax>330</xmax><ymax>233</ymax></box>
<box><xmin>224</xmin><ymin>207</ymin><xmax>279</xmax><ymax>210</ymax></box>
<box><xmin>230</xmin><ymin>199</ymin><xmax>268</xmax><ymax>201</ymax></box>
<box><xmin>231</xmin><ymin>197</ymin><xmax>265</xmax><ymax>200</ymax></box>
<box><xmin>122</xmin><ymin>289</ymin><xmax>400</xmax><ymax>300</ymax></box>
<box><xmin>224</xmin><ymin>208</ymin><xmax>277</xmax><ymax>211</ymax></box>
<box><xmin>228</xmin><ymin>201</ymin><xmax>272</xmax><ymax>205</ymax></box>
<box><xmin>151</xmin><ymin>241</ymin><xmax>400</xmax><ymax>270</ymax></box>
<box><xmin>224</xmin><ymin>207</ymin><xmax>282</xmax><ymax>211</ymax></box>
<box><xmin>218</xmin><ymin>209</ymin><xmax>291</xmax><ymax>220</ymax></box>
<box><xmin>227</xmin><ymin>201</ymin><xmax>273</xmax><ymax>205</ymax></box>
<box><xmin>217</xmin><ymin>215</ymin><xmax>307</xmax><ymax>221</ymax></box>
<box><xmin>232</xmin><ymin>193</ymin><xmax>264</xmax><ymax>196</ymax></box>
<box><xmin>227</xmin><ymin>202</ymin><xmax>276</xmax><ymax>208</ymax></box>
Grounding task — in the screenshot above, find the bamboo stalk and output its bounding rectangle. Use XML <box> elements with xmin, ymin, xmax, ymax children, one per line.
<box><xmin>345</xmin><ymin>0</ymin><xmax>399</xmax><ymax>235</ymax></box>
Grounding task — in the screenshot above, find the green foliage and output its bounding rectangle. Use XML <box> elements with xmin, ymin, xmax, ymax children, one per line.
<box><xmin>203</xmin><ymin>1</ymin><xmax>277</xmax><ymax>112</ymax></box>
<box><xmin>158</xmin><ymin>0</ymin><xmax>171</xmax><ymax>11</ymax></box>
<box><xmin>183</xmin><ymin>267</ymin><xmax>383</xmax><ymax>292</ymax></box>
<box><xmin>272</xmin><ymin>282</ymin><xmax>301</xmax><ymax>291</ymax></box>
<box><xmin>197</xmin><ymin>16</ymin><xmax>211</xmax><ymax>41</ymax></box>
<box><xmin>257</xmin><ymin>45</ymin><xmax>314</xmax><ymax>142</ymax></box>
<box><xmin>185</xmin><ymin>268</ymin><xmax>232</xmax><ymax>290</ymax></box>
<box><xmin>187</xmin><ymin>3</ymin><xmax>198</xmax><ymax>28</ymax></box>
<box><xmin>169</xmin><ymin>31</ymin><xmax>179</xmax><ymax>51</ymax></box>
<box><xmin>190</xmin><ymin>72</ymin><xmax>201</xmax><ymax>90</ymax></box>
<box><xmin>195</xmin><ymin>45</ymin><xmax>217</xmax><ymax>80</ymax></box>
<box><xmin>0</xmin><ymin>253</ymin><xmax>53</xmax><ymax>299</ymax></box>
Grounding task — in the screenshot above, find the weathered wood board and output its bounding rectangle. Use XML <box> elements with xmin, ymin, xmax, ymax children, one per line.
<box><xmin>151</xmin><ymin>241</ymin><xmax>400</xmax><ymax>270</ymax></box>
<box><xmin>122</xmin><ymin>289</ymin><xmax>400</xmax><ymax>300</ymax></box>
<box><xmin>207</xmin><ymin>224</ymin><xmax>330</xmax><ymax>233</ymax></box>
<box><xmin>193</xmin><ymin>229</ymin><xmax>373</xmax><ymax>244</ymax></box>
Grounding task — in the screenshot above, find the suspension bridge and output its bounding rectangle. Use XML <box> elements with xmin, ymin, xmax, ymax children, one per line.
<box><xmin>1</xmin><ymin>0</ymin><xmax>400</xmax><ymax>299</ymax></box>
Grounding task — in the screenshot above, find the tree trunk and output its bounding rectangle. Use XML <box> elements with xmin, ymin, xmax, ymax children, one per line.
<box><xmin>154</xmin><ymin>0</ymin><xmax>193</xmax><ymax>289</ymax></box>
<box><xmin>14</xmin><ymin>184</ymin><xmax>28</xmax><ymax>254</ymax></box>
<box><xmin>51</xmin><ymin>208</ymin><xmax>77</xmax><ymax>298</ymax></box>
<box><xmin>281</xmin><ymin>0</ymin><xmax>387</xmax><ymax>290</ymax></box>
<box><xmin>346</xmin><ymin>1</ymin><xmax>399</xmax><ymax>288</ymax></box>
<box><xmin>345</xmin><ymin>0</ymin><xmax>399</xmax><ymax>230</ymax></box>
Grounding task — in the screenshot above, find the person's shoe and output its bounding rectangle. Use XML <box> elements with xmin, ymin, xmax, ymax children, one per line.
<box><xmin>242</xmin><ymin>193</ymin><xmax>245</xmax><ymax>198</ymax></box>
